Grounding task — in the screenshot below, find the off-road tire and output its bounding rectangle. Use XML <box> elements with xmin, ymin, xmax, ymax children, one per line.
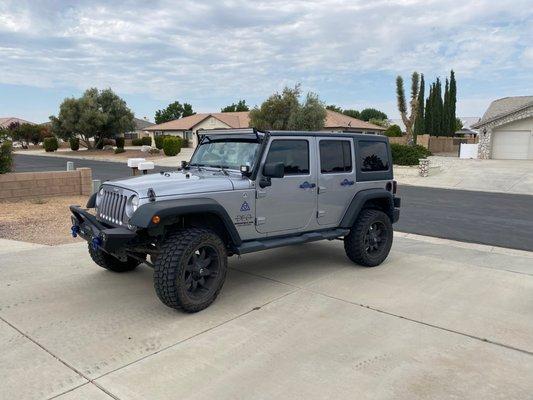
<box><xmin>88</xmin><ymin>245</ymin><xmax>141</xmax><ymax>272</ymax></box>
<box><xmin>153</xmin><ymin>228</ymin><xmax>227</xmax><ymax>313</ymax></box>
<box><xmin>344</xmin><ymin>209</ymin><xmax>393</xmax><ymax>267</ymax></box>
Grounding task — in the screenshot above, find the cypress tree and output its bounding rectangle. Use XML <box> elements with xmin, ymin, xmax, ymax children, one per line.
<box><xmin>449</xmin><ymin>70</ymin><xmax>457</xmax><ymax>136</ymax></box>
<box><xmin>414</xmin><ymin>74</ymin><xmax>425</xmax><ymax>138</ymax></box>
<box><xmin>443</xmin><ymin>78</ymin><xmax>450</xmax><ymax>136</ymax></box>
<box><xmin>425</xmin><ymin>83</ymin><xmax>433</xmax><ymax>136</ymax></box>
<box><xmin>434</xmin><ymin>78</ymin><xmax>443</xmax><ymax>136</ymax></box>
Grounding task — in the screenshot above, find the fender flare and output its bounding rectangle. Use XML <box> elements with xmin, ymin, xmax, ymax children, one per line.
<box><xmin>129</xmin><ymin>198</ymin><xmax>242</xmax><ymax>246</ymax></box>
<box><xmin>339</xmin><ymin>188</ymin><xmax>394</xmax><ymax>228</ymax></box>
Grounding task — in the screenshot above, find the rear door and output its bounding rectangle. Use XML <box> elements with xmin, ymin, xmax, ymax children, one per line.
<box><xmin>317</xmin><ymin>138</ymin><xmax>356</xmax><ymax>226</ymax></box>
<box><xmin>255</xmin><ymin>137</ymin><xmax>317</xmax><ymax>234</ymax></box>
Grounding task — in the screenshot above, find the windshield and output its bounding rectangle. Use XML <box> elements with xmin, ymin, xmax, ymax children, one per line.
<box><xmin>190</xmin><ymin>140</ymin><xmax>260</xmax><ymax>170</ymax></box>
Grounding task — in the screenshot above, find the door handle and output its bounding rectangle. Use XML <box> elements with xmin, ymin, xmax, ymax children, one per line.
<box><xmin>299</xmin><ymin>181</ymin><xmax>316</xmax><ymax>189</ymax></box>
<box><xmin>340</xmin><ymin>179</ymin><xmax>355</xmax><ymax>186</ymax></box>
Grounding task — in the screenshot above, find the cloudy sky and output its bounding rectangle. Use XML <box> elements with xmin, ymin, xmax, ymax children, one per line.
<box><xmin>1</xmin><ymin>0</ymin><xmax>532</xmax><ymax>123</ymax></box>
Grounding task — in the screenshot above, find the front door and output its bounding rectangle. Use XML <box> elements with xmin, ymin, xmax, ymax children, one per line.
<box><xmin>255</xmin><ymin>137</ymin><xmax>317</xmax><ymax>234</ymax></box>
<box><xmin>317</xmin><ymin>138</ymin><xmax>356</xmax><ymax>226</ymax></box>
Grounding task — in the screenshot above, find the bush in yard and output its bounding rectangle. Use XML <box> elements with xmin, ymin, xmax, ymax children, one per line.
<box><xmin>141</xmin><ymin>136</ymin><xmax>152</xmax><ymax>146</ymax></box>
<box><xmin>384</xmin><ymin>124</ymin><xmax>402</xmax><ymax>137</ymax></box>
<box><xmin>115</xmin><ymin>137</ymin><xmax>125</xmax><ymax>148</ymax></box>
<box><xmin>0</xmin><ymin>141</ymin><xmax>13</xmax><ymax>174</ymax></box>
<box><xmin>154</xmin><ymin>135</ymin><xmax>166</xmax><ymax>149</ymax></box>
<box><xmin>69</xmin><ymin>137</ymin><xmax>80</xmax><ymax>151</ymax></box>
<box><xmin>43</xmin><ymin>137</ymin><xmax>59</xmax><ymax>152</ymax></box>
<box><xmin>114</xmin><ymin>147</ymin><xmax>126</xmax><ymax>154</ymax></box>
<box><xmin>132</xmin><ymin>138</ymin><xmax>143</xmax><ymax>146</ymax></box>
<box><xmin>390</xmin><ymin>143</ymin><xmax>431</xmax><ymax>166</ymax></box>
<box><xmin>181</xmin><ymin>138</ymin><xmax>190</xmax><ymax>148</ymax></box>
<box><xmin>163</xmin><ymin>136</ymin><xmax>181</xmax><ymax>156</ymax></box>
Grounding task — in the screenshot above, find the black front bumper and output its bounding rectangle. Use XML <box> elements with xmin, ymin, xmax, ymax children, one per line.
<box><xmin>70</xmin><ymin>206</ymin><xmax>137</xmax><ymax>253</ymax></box>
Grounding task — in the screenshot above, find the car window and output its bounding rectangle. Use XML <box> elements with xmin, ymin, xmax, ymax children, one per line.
<box><xmin>265</xmin><ymin>140</ymin><xmax>309</xmax><ymax>175</ymax></box>
<box><xmin>320</xmin><ymin>140</ymin><xmax>352</xmax><ymax>173</ymax></box>
<box><xmin>190</xmin><ymin>140</ymin><xmax>260</xmax><ymax>170</ymax></box>
<box><xmin>359</xmin><ymin>141</ymin><xmax>390</xmax><ymax>172</ymax></box>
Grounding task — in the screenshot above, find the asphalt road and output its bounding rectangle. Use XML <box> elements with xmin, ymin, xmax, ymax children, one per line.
<box><xmin>13</xmin><ymin>154</ymin><xmax>533</xmax><ymax>251</ymax></box>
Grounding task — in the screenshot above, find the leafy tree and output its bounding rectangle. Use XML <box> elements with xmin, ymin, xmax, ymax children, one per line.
<box><xmin>384</xmin><ymin>124</ymin><xmax>403</xmax><ymax>137</ymax></box>
<box><xmin>396</xmin><ymin>72</ymin><xmax>420</xmax><ymax>145</ymax></box>
<box><xmin>342</xmin><ymin>109</ymin><xmax>361</xmax><ymax>119</ymax></box>
<box><xmin>455</xmin><ymin>117</ymin><xmax>463</xmax><ymax>131</ymax></box>
<box><xmin>10</xmin><ymin>123</ymin><xmax>43</xmax><ymax>147</ymax></box>
<box><xmin>368</xmin><ymin>118</ymin><xmax>389</xmax><ymax>128</ymax></box>
<box><xmin>221</xmin><ymin>100</ymin><xmax>249</xmax><ymax>112</ymax></box>
<box><xmin>155</xmin><ymin>101</ymin><xmax>195</xmax><ymax>124</ymax></box>
<box><xmin>249</xmin><ymin>85</ymin><xmax>326</xmax><ymax>131</ymax></box>
<box><xmin>50</xmin><ymin>88</ymin><xmax>135</xmax><ymax>149</ymax></box>
<box><xmin>413</xmin><ymin>73</ymin><xmax>425</xmax><ymax>140</ymax></box>
<box><xmin>359</xmin><ymin>108</ymin><xmax>387</xmax><ymax>121</ymax></box>
<box><xmin>326</xmin><ymin>104</ymin><xmax>343</xmax><ymax>113</ymax></box>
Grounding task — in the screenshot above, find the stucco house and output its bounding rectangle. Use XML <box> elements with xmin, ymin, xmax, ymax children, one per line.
<box><xmin>145</xmin><ymin>110</ymin><xmax>384</xmax><ymax>147</ymax></box>
<box><xmin>472</xmin><ymin>96</ymin><xmax>533</xmax><ymax>159</ymax></box>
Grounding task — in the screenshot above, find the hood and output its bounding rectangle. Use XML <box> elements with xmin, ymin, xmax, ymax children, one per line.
<box><xmin>106</xmin><ymin>169</ymin><xmax>237</xmax><ymax>198</ymax></box>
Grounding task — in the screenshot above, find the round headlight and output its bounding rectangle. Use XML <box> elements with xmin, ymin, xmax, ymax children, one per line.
<box><xmin>126</xmin><ymin>195</ymin><xmax>139</xmax><ymax>218</ymax></box>
<box><xmin>96</xmin><ymin>187</ymin><xmax>104</xmax><ymax>207</ymax></box>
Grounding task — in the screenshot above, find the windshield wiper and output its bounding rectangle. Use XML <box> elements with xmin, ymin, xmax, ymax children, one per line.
<box><xmin>212</xmin><ymin>165</ymin><xmax>230</xmax><ymax>176</ymax></box>
<box><xmin>189</xmin><ymin>163</ymin><xmax>205</xmax><ymax>171</ymax></box>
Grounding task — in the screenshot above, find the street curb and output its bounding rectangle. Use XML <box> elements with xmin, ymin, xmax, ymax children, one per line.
<box><xmin>395</xmin><ymin>231</ymin><xmax>533</xmax><ymax>259</ymax></box>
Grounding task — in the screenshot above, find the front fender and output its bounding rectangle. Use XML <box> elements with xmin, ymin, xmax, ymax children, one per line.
<box><xmin>129</xmin><ymin>198</ymin><xmax>242</xmax><ymax>245</ymax></box>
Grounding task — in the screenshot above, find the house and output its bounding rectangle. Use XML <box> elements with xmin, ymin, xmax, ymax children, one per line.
<box><xmin>144</xmin><ymin>110</ymin><xmax>385</xmax><ymax>147</ymax></box>
<box><xmin>124</xmin><ymin>117</ymin><xmax>155</xmax><ymax>139</ymax></box>
<box><xmin>472</xmin><ymin>96</ymin><xmax>533</xmax><ymax>159</ymax></box>
<box><xmin>0</xmin><ymin>117</ymin><xmax>35</xmax><ymax>129</ymax></box>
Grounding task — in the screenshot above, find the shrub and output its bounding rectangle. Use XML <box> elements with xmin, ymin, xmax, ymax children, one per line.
<box><xmin>132</xmin><ymin>138</ymin><xmax>143</xmax><ymax>146</ymax></box>
<box><xmin>115</xmin><ymin>137</ymin><xmax>125</xmax><ymax>148</ymax></box>
<box><xmin>384</xmin><ymin>124</ymin><xmax>402</xmax><ymax>137</ymax></box>
<box><xmin>69</xmin><ymin>137</ymin><xmax>80</xmax><ymax>151</ymax></box>
<box><xmin>390</xmin><ymin>143</ymin><xmax>431</xmax><ymax>166</ymax></box>
<box><xmin>154</xmin><ymin>135</ymin><xmax>166</xmax><ymax>149</ymax></box>
<box><xmin>43</xmin><ymin>137</ymin><xmax>59</xmax><ymax>152</ymax></box>
<box><xmin>0</xmin><ymin>141</ymin><xmax>13</xmax><ymax>174</ymax></box>
<box><xmin>142</xmin><ymin>136</ymin><xmax>152</xmax><ymax>146</ymax></box>
<box><xmin>163</xmin><ymin>136</ymin><xmax>181</xmax><ymax>156</ymax></box>
<box><xmin>114</xmin><ymin>147</ymin><xmax>126</xmax><ymax>154</ymax></box>
<box><xmin>181</xmin><ymin>138</ymin><xmax>190</xmax><ymax>148</ymax></box>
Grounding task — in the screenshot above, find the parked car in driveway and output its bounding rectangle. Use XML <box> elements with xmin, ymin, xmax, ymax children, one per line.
<box><xmin>70</xmin><ymin>129</ymin><xmax>400</xmax><ymax>312</ymax></box>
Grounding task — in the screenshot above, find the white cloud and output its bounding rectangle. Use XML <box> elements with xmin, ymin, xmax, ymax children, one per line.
<box><xmin>0</xmin><ymin>0</ymin><xmax>531</xmax><ymax>116</ymax></box>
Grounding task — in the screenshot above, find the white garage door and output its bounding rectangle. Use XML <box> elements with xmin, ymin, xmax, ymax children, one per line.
<box><xmin>492</xmin><ymin>130</ymin><xmax>532</xmax><ymax>159</ymax></box>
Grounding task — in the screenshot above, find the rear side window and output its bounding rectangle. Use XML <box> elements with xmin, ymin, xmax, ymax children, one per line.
<box><xmin>359</xmin><ymin>141</ymin><xmax>390</xmax><ymax>172</ymax></box>
<box><xmin>320</xmin><ymin>140</ymin><xmax>352</xmax><ymax>173</ymax></box>
<box><xmin>265</xmin><ymin>140</ymin><xmax>309</xmax><ymax>175</ymax></box>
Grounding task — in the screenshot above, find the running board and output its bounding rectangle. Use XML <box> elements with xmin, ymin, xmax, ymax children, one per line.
<box><xmin>236</xmin><ymin>228</ymin><xmax>350</xmax><ymax>255</ymax></box>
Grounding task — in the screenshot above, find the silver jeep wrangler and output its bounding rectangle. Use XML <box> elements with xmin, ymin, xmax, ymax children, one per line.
<box><xmin>70</xmin><ymin>129</ymin><xmax>400</xmax><ymax>312</ymax></box>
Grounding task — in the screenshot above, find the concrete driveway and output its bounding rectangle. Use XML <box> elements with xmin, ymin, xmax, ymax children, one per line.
<box><xmin>396</xmin><ymin>157</ymin><xmax>533</xmax><ymax>195</ymax></box>
<box><xmin>1</xmin><ymin>234</ymin><xmax>532</xmax><ymax>400</ymax></box>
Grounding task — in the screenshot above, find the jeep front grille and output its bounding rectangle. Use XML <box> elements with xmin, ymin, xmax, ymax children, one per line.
<box><xmin>98</xmin><ymin>189</ymin><xmax>128</xmax><ymax>225</ymax></box>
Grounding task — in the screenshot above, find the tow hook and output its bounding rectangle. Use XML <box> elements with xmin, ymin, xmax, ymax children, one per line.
<box><xmin>71</xmin><ymin>225</ymin><xmax>80</xmax><ymax>238</ymax></box>
<box><xmin>91</xmin><ymin>237</ymin><xmax>102</xmax><ymax>250</ymax></box>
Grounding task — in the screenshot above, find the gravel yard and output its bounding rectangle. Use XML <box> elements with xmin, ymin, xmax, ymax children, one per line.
<box><xmin>0</xmin><ymin>195</ymin><xmax>88</xmax><ymax>245</ymax></box>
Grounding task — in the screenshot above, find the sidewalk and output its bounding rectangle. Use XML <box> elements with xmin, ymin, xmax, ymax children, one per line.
<box><xmin>1</xmin><ymin>233</ymin><xmax>532</xmax><ymax>399</ymax></box>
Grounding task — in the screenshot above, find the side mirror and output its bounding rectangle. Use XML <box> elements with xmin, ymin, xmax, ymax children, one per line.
<box><xmin>263</xmin><ymin>162</ymin><xmax>285</xmax><ymax>178</ymax></box>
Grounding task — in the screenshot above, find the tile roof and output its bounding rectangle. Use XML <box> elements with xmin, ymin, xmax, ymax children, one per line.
<box><xmin>146</xmin><ymin>110</ymin><xmax>383</xmax><ymax>132</ymax></box>
<box><xmin>145</xmin><ymin>112</ymin><xmax>250</xmax><ymax>131</ymax></box>
<box><xmin>324</xmin><ymin>110</ymin><xmax>385</xmax><ymax>130</ymax></box>
<box><xmin>0</xmin><ymin>117</ymin><xmax>35</xmax><ymax>128</ymax></box>
<box><xmin>473</xmin><ymin>96</ymin><xmax>533</xmax><ymax>128</ymax></box>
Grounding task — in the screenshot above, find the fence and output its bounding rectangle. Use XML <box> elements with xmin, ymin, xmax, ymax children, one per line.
<box><xmin>0</xmin><ymin>168</ymin><xmax>92</xmax><ymax>201</ymax></box>
<box><xmin>388</xmin><ymin>135</ymin><xmax>477</xmax><ymax>154</ymax></box>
